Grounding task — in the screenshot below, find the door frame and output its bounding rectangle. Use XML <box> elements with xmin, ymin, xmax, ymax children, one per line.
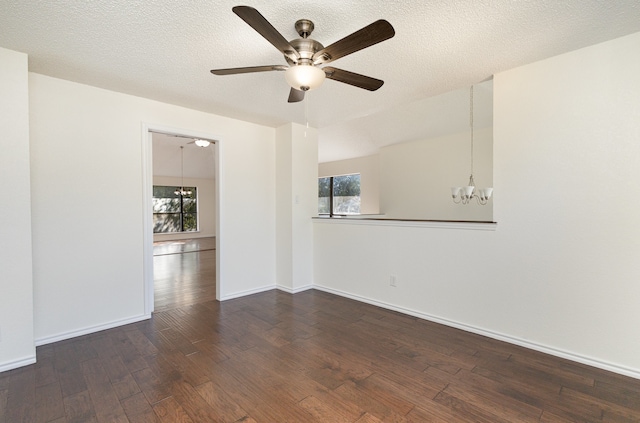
<box><xmin>141</xmin><ymin>123</ymin><xmax>222</xmax><ymax>315</ymax></box>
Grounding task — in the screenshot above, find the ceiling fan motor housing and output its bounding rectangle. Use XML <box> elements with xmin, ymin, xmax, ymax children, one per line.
<box><xmin>295</xmin><ymin>19</ymin><xmax>314</xmax><ymax>38</ymax></box>
<box><xmin>285</xmin><ymin>38</ymin><xmax>324</xmax><ymax>66</ymax></box>
<box><xmin>284</xmin><ymin>27</ymin><xmax>327</xmax><ymax>91</ymax></box>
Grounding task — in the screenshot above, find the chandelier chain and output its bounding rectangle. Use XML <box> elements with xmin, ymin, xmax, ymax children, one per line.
<box><xmin>174</xmin><ymin>146</ymin><xmax>192</xmax><ymax>196</ymax></box>
<box><xmin>450</xmin><ymin>83</ymin><xmax>492</xmax><ymax>206</ymax></box>
<box><xmin>470</xmin><ymin>85</ymin><xmax>474</xmax><ymax>176</ymax></box>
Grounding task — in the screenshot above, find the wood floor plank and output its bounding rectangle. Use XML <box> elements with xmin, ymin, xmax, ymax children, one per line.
<box><xmin>0</xmin><ymin>389</ymin><xmax>8</xmax><ymax>423</ymax></box>
<box><xmin>126</xmin><ymin>328</ymin><xmax>159</xmax><ymax>358</ymax></box>
<box><xmin>333</xmin><ymin>380</ymin><xmax>410</xmax><ymax>422</ymax></box>
<box><xmin>545</xmin><ymin>385</ymin><xmax>625</xmax><ymax>422</ymax></box>
<box><xmin>443</xmin><ymin>382</ymin><xmax>541</xmax><ymax>422</ymax></box>
<box><xmin>287</xmin><ymin>337</ymin><xmax>374</xmax><ymax>384</ymax></box>
<box><xmin>591</xmin><ymin>378</ymin><xmax>640</xmax><ymax>411</ymax></box>
<box><xmin>121</xmin><ymin>392</ymin><xmax>158</xmax><ymax>423</ymax></box>
<box><xmin>63</xmin><ymin>390</ymin><xmax>97</xmax><ymax>423</ymax></box>
<box><xmin>220</xmin><ymin>348</ymin><xmax>310</xmax><ymax>405</ymax></box>
<box><xmin>354</xmin><ymin>411</ymin><xmax>388</xmax><ymax>423</ymax></box>
<box><xmin>194</xmin><ymin>381</ymin><xmax>248</xmax><ymax>422</ymax></box>
<box><xmin>433</xmin><ymin>390</ymin><xmax>512</xmax><ymax>423</ymax></box>
<box><xmin>156</xmin><ymin>328</ymin><xmax>199</xmax><ymax>356</ymax></box>
<box><xmin>132</xmin><ymin>367</ymin><xmax>173</xmax><ymax>406</ymax></box>
<box><xmin>89</xmin><ymin>335</ymin><xmax>130</xmax><ymax>381</ymax></box>
<box><xmin>404</xmin><ymin>402</ymin><xmax>467</xmax><ymax>423</ymax></box>
<box><xmin>161</xmin><ymin>351</ymin><xmax>209</xmax><ymax>388</ymax></box>
<box><xmin>34</xmin><ymin>381</ymin><xmax>65</xmax><ymax>422</ymax></box>
<box><xmin>245</xmin><ymin>400</ymin><xmax>319</xmax><ymax>423</ymax></box>
<box><xmin>357</xmin><ymin>372</ymin><xmax>441</xmax><ymax>413</ymax></box>
<box><xmin>34</xmin><ymin>356</ymin><xmax>58</xmax><ymax>388</ymax></box>
<box><xmin>112</xmin><ymin>373</ymin><xmax>142</xmax><ymax>401</ymax></box>
<box><xmin>53</xmin><ymin>343</ymin><xmax>88</xmax><ymax>398</ymax></box>
<box><xmin>4</xmin><ymin>367</ymin><xmax>36</xmax><ymax>422</ymax></box>
<box><xmin>507</xmin><ymin>352</ymin><xmax>597</xmax><ymax>390</ymax></box>
<box><xmin>297</xmin><ymin>394</ymin><xmax>361</xmax><ymax>423</ymax></box>
<box><xmin>167</xmin><ymin>380</ymin><xmax>223</xmax><ymax>422</ymax></box>
<box><xmin>425</xmin><ymin>367</ymin><xmax>544</xmax><ymax>419</ymax></box>
<box><xmin>151</xmin><ymin>397</ymin><xmax>194</xmax><ymax>423</ymax></box>
<box><xmin>81</xmin><ymin>358</ymin><xmax>129</xmax><ymax>422</ymax></box>
<box><xmin>109</xmin><ymin>330</ymin><xmax>149</xmax><ymax>375</ymax></box>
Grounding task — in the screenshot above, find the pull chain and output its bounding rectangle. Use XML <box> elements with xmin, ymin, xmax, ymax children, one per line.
<box><xmin>304</xmin><ymin>93</ymin><xmax>309</xmax><ymax>138</ymax></box>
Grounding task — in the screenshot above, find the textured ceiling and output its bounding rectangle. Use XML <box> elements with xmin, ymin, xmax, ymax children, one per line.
<box><xmin>152</xmin><ymin>133</ymin><xmax>216</xmax><ymax>180</ymax></box>
<box><xmin>2</xmin><ymin>1</ymin><xmax>640</xmax><ymax>162</ymax></box>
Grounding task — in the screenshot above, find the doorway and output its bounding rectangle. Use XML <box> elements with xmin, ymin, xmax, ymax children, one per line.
<box><xmin>142</xmin><ymin>125</ymin><xmax>221</xmax><ymax>315</ymax></box>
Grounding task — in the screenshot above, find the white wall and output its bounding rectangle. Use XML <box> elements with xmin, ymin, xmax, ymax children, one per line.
<box><xmin>276</xmin><ymin>123</ymin><xmax>317</xmax><ymax>292</ymax></box>
<box><xmin>152</xmin><ymin>175</ymin><xmax>216</xmax><ymax>241</ymax></box>
<box><xmin>318</xmin><ymin>128</ymin><xmax>493</xmax><ymax>221</ymax></box>
<box><xmin>319</xmin><ymin>155</ymin><xmax>380</xmax><ymax>215</ymax></box>
<box><xmin>380</xmin><ymin>128</ymin><xmax>493</xmax><ymax>221</ymax></box>
<box><xmin>29</xmin><ymin>73</ymin><xmax>276</xmax><ymax>344</ymax></box>
<box><xmin>276</xmin><ymin>125</ymin><xmax>294</xmax><ymax>289</ymax></box>
<box><xmin>291</xmin><ymin>124</ymin><xmax>318</xmax><ymax>291</ymax></box>
<box><xmin>314</xmin><ymin>31</ymin><xmax>640</xmax><ymax>378</ymax></box>
<box><xmin>0</xmin><ymin>48</ymin><xmax>35</xmax><ymax>371</ymax></box>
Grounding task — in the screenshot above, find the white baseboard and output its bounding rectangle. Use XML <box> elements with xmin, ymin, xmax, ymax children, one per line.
<box><xmin>0</xmin><ymin>355</ymin><xmax>36</xmax><ymax>373</ymax></box>
<box><xmin>26</xmin><ymin>284</ymin><xmax>637</xmax><ymax>379</ymax></box>
<box><xmin>277</xmin><ymin>284</ymin><xmax>314</xmax><ymax>294</ymax></box>
<box><xmin>220</xmin><ymin>284</ymin><xmax>276</xmax><ymax>301</ymax></box>
<box><xmin>313</xmin><ymin>284</ymin><xmax>640</xmax><ymax>380</ymax></box>
<box><xmin>35</xmin><ymin>313</ymin><xmax>151</xmax><ymax>346</ymax></box>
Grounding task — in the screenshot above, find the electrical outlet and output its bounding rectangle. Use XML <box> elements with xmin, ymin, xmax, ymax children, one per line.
<box><xmin>389</xmin><ymin>275</ymin><xmax>397</xmax><ymax>287</ymax></box>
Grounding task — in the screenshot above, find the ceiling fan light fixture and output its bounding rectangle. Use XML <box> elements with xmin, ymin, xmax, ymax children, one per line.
<box><xmin>285</xmin><ymin>64</ymin><xmax>325</xmax><ymax>91</ymax></box>
<box><xmin>194</xmin><ymin>139</ymin><xmax>211</xmax><ymax>147</ymax></box>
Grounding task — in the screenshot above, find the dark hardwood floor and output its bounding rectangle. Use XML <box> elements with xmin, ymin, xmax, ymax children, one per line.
<box><xmin>153</xmin><ymin>238</ymin><xmax>216</xmax><ymax>312</ymax></box>
<box><xmin>2</xmin><ymin>239</ymin><xmax>640</xmax><ymax>422</ymax></box>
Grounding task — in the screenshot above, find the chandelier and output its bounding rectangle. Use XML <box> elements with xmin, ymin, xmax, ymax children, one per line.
<box><xmin>451</xmin><ymin>85</ymin><xmax>493</xmax><ymax>205</ymax></box>
<box><xmin>174</xmin><ymin>146</ymin><xmax>192</xmax><ymax>196</ymax></box>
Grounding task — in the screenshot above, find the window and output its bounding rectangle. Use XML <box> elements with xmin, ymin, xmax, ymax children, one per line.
<box><xmin>318</xmin><ymin>174</ymin><xmax>361</xmax><ymax>216</ymax></box>
<box><xmin>153</xmin><ymin>185</ymin><xmax>197</xmax><ymax>233</ymax></box>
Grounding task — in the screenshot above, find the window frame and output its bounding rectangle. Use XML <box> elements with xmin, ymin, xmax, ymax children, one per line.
<box><xmin>152</xmin><ymin>185</ymin><xmax>198</xmax><ymax>233</ymax></box>
<box><xmin>318</xmin><ymin>173</ymin><xmax>361</xmax><ymax>217</ymax></box>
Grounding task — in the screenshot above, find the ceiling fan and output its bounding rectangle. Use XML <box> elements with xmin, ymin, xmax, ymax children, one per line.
<box><xmin>160</xmin><ymin>133</ymin><xmax>212</xmax><ymax>147</ymax></box>
<box><xmin>210</xmin><ymin>6</ymin><xmax>395</xmax><ymax>103</ymax></box>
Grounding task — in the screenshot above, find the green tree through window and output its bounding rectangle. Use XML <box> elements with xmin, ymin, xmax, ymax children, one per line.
<box><xmin>318</xmin><ymin>174</ymin><xmax>360</xmax><ymax>216</ymax></box>
<box><xmin>153</xmin><ymin>185</ymin><xmax>197</xmax><ymax>233</ymax></box>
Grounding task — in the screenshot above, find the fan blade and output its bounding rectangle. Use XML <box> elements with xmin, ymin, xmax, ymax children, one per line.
<box><xmin>232</xmin><ymin>6</ymin><xmax>301</xmax><ymax>62</ymax></box>
<box><xmin>312</xmin><ymin>20</ymin><xmax>394</xmax><ymax>65</ymax></box>
<box><xmin>288</xmin><ymin>88</ymin><xmax>305</xmax><ymax>103</ymax></box>
<box><xmin>323</xmin><ymin>67</ymin><xmax>384</xmax><ymax>91</ymax></box>
<box><xmin>210</xmin><ymin>65</ymin><xmax>287</xmax><ymax>75</ymax></box>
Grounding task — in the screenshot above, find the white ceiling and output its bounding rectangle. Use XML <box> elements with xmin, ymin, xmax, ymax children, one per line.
<box><xmin>152</xmin><ymin>133</ymin><xmax>216</xmax><ymax>180</ymax></box>
<box><xmin>2</xmin><ymin>1</ymin><xmax>640</xmax><ymax>162</ymax></box>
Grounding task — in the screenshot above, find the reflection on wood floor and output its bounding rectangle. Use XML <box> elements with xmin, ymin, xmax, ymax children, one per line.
<box><xmin>153</xmin><ymin>237</ymin><xmax>216</xmax><ymax>312</ymax></box>
<box><xmin>153</xmin><ymin>237</ymin><xmax>216</xmax><ymax>256</ymax></box>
